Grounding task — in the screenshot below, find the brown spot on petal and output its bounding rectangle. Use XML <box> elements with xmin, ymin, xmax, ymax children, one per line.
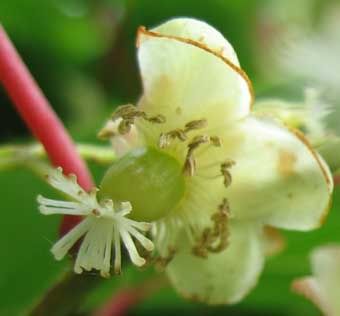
<box><xmin>263</xmin><ymin>226</ymin><xmax>285</xmax><ymax>256</ymax></box>
<box><xmin>278</xmin><ymin>150</ymin><xmax>297</xmax><ymax>177</ymax></box>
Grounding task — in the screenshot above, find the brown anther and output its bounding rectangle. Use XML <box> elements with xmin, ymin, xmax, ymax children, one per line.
<box><xmin>159</xmin><ymin>129</ymin><xmax>187</xmax><ymax>148</ymax></box>
<box><xmin>188</xmin><ymin>135</ymin><xmax>210</xmax><ymax>151</ymax></box>
<box><xmin>154</xmin><ymin>247</ymin><xmax>176</xmax><ymax>271</ymax></box>
<box><xmin>146</xmin><ymin>114</ymin><xmax>166</xmax><ymax>124</ymax></box>
<box><xmin>113</xmin><ymin>104</ymin><xmax>165</xmax><ymax>135</ymax></box>
<box><xmin>112</xmin><ymin>104</ymin><xmax>139</xmax><ymax>120</ymax></box>
<box><xmin>159</xmin><ymin>133</ymin><xmax>169</xmax><ymax>148</ymax></box>
<box><xmin>183</xmin><ymin>154</ymin><xmax>196</xmax><ymax>177</ymax></box>
<box><xmin>210</xmin><ymin>136</ymin><xmax>222</xmax><ymax>147</ymax></box>
<box><xmin>220</xmin><ymin>160</ymin><xmax>235</xmax><ymax>188</ymax></box>
<box><xmin>222</xmin><ymin>171</ymin><xmax>232</xmax><ymax>187</ymax></box>
<box><xmin>192</xmin><ymin>198</ymin><xmax>231</xmax><ymax>257</ymax></box>
<box><xmin>92</xmin><ymin>209</ymin><xmax>101</xmax><ymax>216</ymax></box>
<box><xmin>218</xmin><ymin>198</ymin><xmax>230</xmax><ymax>214</ymax></box>
<box><xmin>183</xmin><ymin>135</ymin><xmax>210</xmax><ymax>176</ymax></box>
<box><xmin>221</xmin><ymin>160</ymin><xmax>235</xmax><ymax>170</ymax></box>
<box><xmin>118</xmin><ymin>118</ymin><xmax>133</xmax><ymax>135</ymax></box>
<box><xmin>97</xmin><ymin>126</ymin><xmax>116</xmax><ymax>140</ymax></box>
<box><xmin>192</xmin><ymin>245</ymin><xmax>208</xmax><ymax>258</ymax></box>
<box><xmin>184</xmin><ymin>119</ymin><xmax>207</xmax><ymax>132</ymax></box>
<box><xmin>159</xmin><ymin>119</ymin><xmax>207</xmax><ymax>149</ymax></box>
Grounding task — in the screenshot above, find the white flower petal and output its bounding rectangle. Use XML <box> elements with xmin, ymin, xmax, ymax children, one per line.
<box><xmin>292</xmin><ymin>277</ymin><xmax>330</xmax><ymax>315</ymax></box>
<box><xmin>126</xmin><ymin>225</ymin><xmax>154</xmax><ymax>251</ymax></box>
<box><xmin>119</xmin><ymin>228</ymin><xmax>146</xmax><ymax>267</ymax></box>
<box><xmin>223</xmin><ymin>116</ymin><xmax>333</xmax><ymax>230</ymax></box>
<box><xmin>47</xmin><ymin>167</ymin><xmax>86</xmax><ymax>202</ymax></box>
<box><xmin>153</xmin><ymin>18</ymin><xmax>240</xmax><ymax>65</ymax></box>
<box><xmin>51</xmin><ymin>217</ymin><xmax>93</xmax><ymax>260</ymax></box>
<box><xmin>113</xmin><ymin>226</ymin><xmax>122</xmax><ymax>274</ymax></box>
<box><xmin>37</xmin><ymin>195</ymin><xmax>89</xmax><ymax>216</ymax></box>
<box><xmin>39</xmin><ymin>167</ymin><xmax>153</xmax><ymax>275</ymax></box>
<box><xmin>310</xmin><ymin>245</ymin><xmax>340</xmax><ymax>316</ymax></box>
<box><xmin>165</xmin><ymin>221</ymin><xmax>264</xmax><ymax>304</ymax></box>
<box><xmin>74</xmin><ymin>219</ymin><xmax>113</xmax><ymax>274</ymax></box>
<box><xmin>136</xmin><ymin>18</ymin><xmax>253</xmax><ymax>132</ymax></box>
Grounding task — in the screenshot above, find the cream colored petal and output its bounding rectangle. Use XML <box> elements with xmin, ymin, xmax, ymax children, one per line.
<box><xmin>222</xmin><ymin>116</ymin><xmax>333</xmax><ymax>230</ymax></box>
<box><xmin>310</xmin><ymin>245</ymin><xmax>340</xmax><ymax>316</ymax></box>
<box><xmin>292</xmin><ymin>277</ymin><xmax>329</xmax><ymax>315</ymax></box>
<box><xmin>153</xmin><ymin>18</ymin><xmax>240</xmax><ymax>65</ymax></box>
<box><xmin>165</xmin><ymin>221</ymin><xmax>264</xmax><ymax>304</ymax></box>
<box><xmin>136</xmin><ymin>18</ymin><xmax>253</xmax><ymax>133</ymax></box>
<box><xmin>263</xmin><ymin>226</ymin><xmax>285</xmax><ymax>257</ymax></box>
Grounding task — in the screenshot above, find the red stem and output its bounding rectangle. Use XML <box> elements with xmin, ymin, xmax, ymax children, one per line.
<box><xmin>0</xmin><ymin>24</ymin><xmax>94</xmax><ymax>234</ymax></box>
<box><xmin>334</xmin><ymin>175</ymin><xmax>340</xmax><ymax>186</ymax></box>
<box><xmin>94</xmin><ymin>277</ymin><xmax>166</xmax><ymax>316</ymax></box>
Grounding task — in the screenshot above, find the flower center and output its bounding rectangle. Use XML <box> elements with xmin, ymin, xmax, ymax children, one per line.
<box><xmin>99</xmin><ymin>146</ymin><xmax>185</xmax><ymax>222</ymax></box>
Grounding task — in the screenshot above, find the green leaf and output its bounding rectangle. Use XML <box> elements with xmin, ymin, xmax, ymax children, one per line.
<box><xmin>0</xmin><ymin>168</ymin><xmax>67</xmax><ymax>315</ymax></box>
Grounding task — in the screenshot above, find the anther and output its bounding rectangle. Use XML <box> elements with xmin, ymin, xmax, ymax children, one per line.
<box><xmin>210</xmin><ymin>136</ymin><xmax>222</xmax><ymax>147</ymax></box>
<box><xmin>158</xmin><ymin>119</ymin><xmax>207</xmax><ymax>148</ymax></box>
<box><xmin>220</xmin><ymin>160</ymin><xmax>236</xmax><ymax>187</ymax></box>
<box><xmin>183</xmin><ymin>135</ymin><xmax>210</xmax><ymax>176</ymax></box>
<box><xmin>184</xmin><ymin>119</ymin><xmax>207</xmax><ymax>132</ymax></box>
<box><xmin>154</xmin><ymin>247</ymin><xmax>176</xmax><ymax>271</ymax></box>
<box><xmin>112</xmin><ymin>104</ymin><xmax>165</xmax><ymax>135</ymax></box>
<box><xmin>92</xmin><ymin>209</ymin><xmax>101</xmax><ymax>217</ymax></box>
<box><xmin>183</xmin><ymin>154</ymin><xmax>196</xmax><ymax>177</ymax></box>
<box><xmin>192</xmin><ymin>198</ymin><xmax>231</xmax><ymax>257</ymax></box>
<box><xmin>146</xmin><ymin>114</ymin><xmax>166</xmax><ymax>124</ymax></box>
<box><xmin>159</xmin><ymin>129</ymin><xmax>187</xmax><ymax>148</ymax></box>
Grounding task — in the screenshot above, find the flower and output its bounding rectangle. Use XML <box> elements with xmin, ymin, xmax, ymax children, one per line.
<box><xmin>292</xmin><ymin>245</ymin><xmax>340</xmax><ymax>316</ymax></box>
<box><xmin>37</xmin><ymin>167</ymin><xmax>154</xmax><ymax>277</ymax></box>
<box><xmin>97</xmin><ymin>18</ymin><xmax>333</xmax><ymax>304</ymax></box>
<box><xmin>254</xmin><ymin>88</ymin><xmax>333</xmax><ymax>144</ymax></box>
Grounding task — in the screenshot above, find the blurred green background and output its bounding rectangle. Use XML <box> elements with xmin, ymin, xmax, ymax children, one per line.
<box><xmin>1</xmin><ymin>0</ymin><xmax>340</xmax><ymax>315</ymax></box>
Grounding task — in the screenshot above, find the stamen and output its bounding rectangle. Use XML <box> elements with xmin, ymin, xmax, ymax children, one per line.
<box><xmin>184</xmin><ymin>119</ymin><xmax>207</xmax><ymax>132</ymax></box>
<box><xmin>210</xmin><ymin>136</ymin><xmax>222</xmax><ymax>147</ymax></box>
<box><xmin>220</xmin><ymin>160</ymin><xmax>236</xmax><ymax>188</ymax></box>
<box><xmin>183</xmin><ymin>135</ymin><xmax>221</xmax><ymax>176</ymax></box>
<box><xmin>145</xmin><ymin>114</ymin><xmax>166</xmax><ymax>124</ymax></box>
<box><xmin>154</xmin><ymin>247</ymin><xmax>176</xmax><ymax>271</ymax></box>
<box><xmin>159</xmin><ymin>129</ymin><xmax>187</xmax><ymax>148</ymax></box>
<box><xmin>112</xmin><ymin>104</ymin><xmax>165</xmax><ymax>135</ymax></box>
<box><xmin>183</xmin><ymin>154</ymin><xmax>196</xmax><ymax>177</ymax></box>
<box><xmin>158</xmin><ymin>119</ymin><xmax>207</xmax><ymax>148</ymax></box>
<box><xmin>192</xmin><ymin>198</ymin><xmax>231</xmax><ymax>258</ymax></box>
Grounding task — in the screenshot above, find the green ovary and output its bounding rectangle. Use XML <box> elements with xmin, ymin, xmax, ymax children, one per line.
<box><xmin>99</xmin><ymin>147</ymin><xmax>185</xmax><ymax>221</ymax></box>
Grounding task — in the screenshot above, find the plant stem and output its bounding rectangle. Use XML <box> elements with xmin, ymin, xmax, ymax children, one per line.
<box><xmin>0</xmin><ymin>143</ymin><xmax>115</xmax><ymax>171</ymax></box>
<box><xmin>94</xmin><ymin>276</ymin><xmax>167</xmax><ymax>316</ymax></box>
<box><xmin>29</xmin><ymin>271</ymin><xmax>102</xmax><ymax>316</ymax></box>
<box><xmin>334</xmin><ymin>175</ymin><xmax>340</xmax><ymax>186</ymax></box>
<box><xmin>0</xmin><ymin>25</ymin><xmax>94</xmax><ymax>233</ymax></box>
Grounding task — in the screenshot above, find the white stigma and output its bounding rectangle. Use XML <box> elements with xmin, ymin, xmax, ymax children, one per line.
<box><xmin>37</xmin><ymin>167</ymin><xmax>154</xmax><ymax>277</ymax></box>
